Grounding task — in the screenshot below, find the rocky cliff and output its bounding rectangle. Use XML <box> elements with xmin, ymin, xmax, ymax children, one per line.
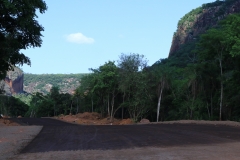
<box><xmin>1</xmin><ymin>67</ymin><xmax>24</xmax><ymax>95</ymax></box>
<box><xmin>169</xmin><ymin>0</ymin><xmax>240</xmax><ymax>57</ymax></box>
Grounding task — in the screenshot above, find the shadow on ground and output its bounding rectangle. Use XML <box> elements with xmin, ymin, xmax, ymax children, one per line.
<box><xmin>10</xmin><ymin>118</ymin><xmax>240</xmax><ymax>153</ymax></box>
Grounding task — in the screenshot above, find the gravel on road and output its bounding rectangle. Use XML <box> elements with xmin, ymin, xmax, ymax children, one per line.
<box><xmin>0</xmin><ymin>126</ymin><xmax>42</xmax><ymax>160</ymax></box>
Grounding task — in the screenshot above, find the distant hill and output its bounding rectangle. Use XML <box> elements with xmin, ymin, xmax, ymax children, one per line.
<box><xmin>23</xmin><ymin>73</ymin><xmax>88</xmax><ymax>94</ymax></box>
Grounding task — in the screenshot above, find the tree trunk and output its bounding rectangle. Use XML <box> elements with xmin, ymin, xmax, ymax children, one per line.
<box><xmin>122</xmin><ymin>92</ymin><xmax>125</xmax><ymax>120</ymax></box>
<box><xmin>70</xmin><ymin>101</ymin><xmax>73</xmax><ymax>115</ymax></box>
<box><xmin>220</xmin><ymin>81</ymin><xmax>223</xmax><ymax>121</ymax></box>
<box><xmin>211</xmin><ymin>92</ymin><xmax>213</xmax><ymax>118</ymax></box>
<box><xmin>156</xmin><ymin>87</ymin><xmax>163</xmax><ymax>122</ymax></box>
<box><xmin>207</xmin><ymin>102</ymin><xmax>210</xmax><ymax>119</ymax></box>
<box><xmin>190</xmin><ymin>96</ymin><xmax>194</xmax><ymax>120</ymax></box>
<box><xmin>76</xmin><ymin>98</ymin><xmax>79</xmax><ymax>114</ymax></box>
<box><xmin>30</xmin><ymin>109</ymin><xmax>33</xmax><ymax>118</ymax></box>
<box><xmin>107</xmin><ymin>94</ymin><xmax>110</xmax><ymax>116</ymax></box>
<box><xmin>110</xmin><ymin>95</ymin><xmax>114</xmax><ymax>122</ymax></box>
<box><xmin>190</xmin><ymin>109</ymin><xmax>193</xmax><ymax>120</ymax></box>
<box><xmin>219</xmin><ymin>59</ymin><xmax>223</xmax><ymax>121</ymax></box>
<box><xmin>91</xmin><ymin>96</ymin><xmax>93</xmax><ymax>113</ymax></box>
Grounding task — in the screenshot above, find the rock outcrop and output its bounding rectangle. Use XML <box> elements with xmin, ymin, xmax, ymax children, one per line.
<box><xmin>169</xmin><ymin>0</ymin><xmax>240</xmax><ymax>57</ymax></box>
<box><xmin>1</xmin><ymin>67</ymin><xmax>24</xmax><ymax>95</ymax></box>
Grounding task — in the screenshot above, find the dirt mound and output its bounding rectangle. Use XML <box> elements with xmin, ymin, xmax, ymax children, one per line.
<box><xmin>0</xmin><ymin>119</ymin><xmax>20</xmax><ymax>126</ymax></box>
<box><xmin>55</xmin><ymin>112</ymin><xmax>134</xmax><ymax>125</ymax></box>
<box><xmin>76</xmin><ymin>112</ymin><xmax>101</xmax><ymax>120</ymax></box>
<box><xmin>119</xmin><ymin>118</ymin><xmax>134</xmax><ymax>125</ymax></box>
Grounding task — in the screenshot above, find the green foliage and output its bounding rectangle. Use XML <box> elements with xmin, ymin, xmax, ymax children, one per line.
<box><xmin>166</xmin><ymin>13</ymin><xmax>240</xmax><ymax>121</ymax></box>
<box><xmin>20</xmin><ymin>88</ymin><xmax>73</xmax><ymax>117</ymax></box>
<box><xmin>14</xmin><ymin>93</ymin><xmax>32</xmax><ymax>106</ymax></box>
<box><xmin>0</xmin><ymin>0</ymin><xmax>47</xmax><ymax>79</ymax></box>
<box><xmin>24</xmin><ymin>73</ymin><xmax>87</xmax><ymax>94</ymax></box>
<box><xmin>177</xmin><ymin>7</ymin><xmax>203</xmax><ymax>27</ymax></box>
<box><xmin>219</xmin><ymin>14</ymin><xmax>240</xmax><ymax>57</ymax></box>
<box><xmin>75</xmin><ymin>53</ymin><xmax>152</xmax><ymax>122</ymax></box>
<box><xmin>0</xmin><ymin>95</ymin><xmax>28</xmax><ymax>117</ymax></box>
<box><xmin>117</xmin><ymin>53</ymin><xmax>150</xmax><ymax>122</ymax></box>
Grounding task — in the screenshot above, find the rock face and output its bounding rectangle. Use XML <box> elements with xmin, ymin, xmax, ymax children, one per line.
<box><xmin>2</xmin><ymin>67</ymin><xmax>24</xmax><ymax>95</ymax></box>
<box><xmin>169</xmin><ymin>0</ymin><xmax>240</xmax><ymax>57</ymax></box>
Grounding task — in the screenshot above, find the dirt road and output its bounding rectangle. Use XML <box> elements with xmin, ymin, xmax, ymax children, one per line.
<box><xmin>7</xmin><ymin>118</ymin><xmax>240</xmax><ymax>159</ymax></box>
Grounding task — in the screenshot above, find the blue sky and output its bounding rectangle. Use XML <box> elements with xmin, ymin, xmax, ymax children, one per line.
<box><xmin>21</xmin><ymin>0</ymin><xmax>215</xmax><ymax>74</ymax></box>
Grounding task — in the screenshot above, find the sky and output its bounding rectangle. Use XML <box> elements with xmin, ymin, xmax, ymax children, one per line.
<box><xmin>21</xmin><ymin>0</ymin><xmax>215</xmax><ymax>74</ymax></box>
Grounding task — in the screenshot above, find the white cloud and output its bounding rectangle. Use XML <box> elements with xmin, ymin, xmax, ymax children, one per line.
<box><xmin>66</xmin><ymin>33</ymin><xmax>95</xmax><ymax>44</ymax></box>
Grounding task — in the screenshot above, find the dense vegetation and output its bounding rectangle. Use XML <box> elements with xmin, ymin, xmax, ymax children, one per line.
<box><xmin>73</xmin><ymin>13</ymin><xmax>240</xmax><ymax>122</ymax></box>
<box><xmin>165</xmin><ymin>13</ymin><xmax>240</xmax><ymax>121</ymax></box>
<box><xmin>0</xmin><ymin>87</ymin><xmax>75</xmax><ymax>118</ymax></box>
<box><xmin>0</xmin><ymin>95</ymin><xmax>28</xmax><ymax>117</ymax></box>
<box><xmin>24</xmin><ymin>73</ymin><xmax>87</xmax><ymax>94</ymax></box>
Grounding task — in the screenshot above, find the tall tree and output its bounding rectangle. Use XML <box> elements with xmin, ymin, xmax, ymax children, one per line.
<box><xmin>90</xmin><ymin>61</ymin><xmax>119</xmax><ymax>122</ymax></box>
<box><xmin>75</xmin><ymin>74</ymin><xmax>96</xmax><ymax>113</ymax></box>
<box><xmin>118</xmin><ymin>53</ymin><xmax>148</xmax><ymax>122</ymax></box>
<box><xmin>198</xmin><ymin>14</ymin><xmax>240</xmax><ymax>120</ymax></box>
<box><xmin>153</xmin><ymin>61</ymin><xmax>171</xmax><ymax>122</ymax></box>
<box><xmin>0</xmin><ymin>0</ymin><xmax>47</xmax><ymax>79</ymax></box>
<box><xmin>50</xmin><ymin>86</ymin><xmax>60</xmax><ymax>116</ymax></box>
<box><xmin>198</xmin><ymin>28</ymin><xmax>227</xmax><ymax>120</ymax></box>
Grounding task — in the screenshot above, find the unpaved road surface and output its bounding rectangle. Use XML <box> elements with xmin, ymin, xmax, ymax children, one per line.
<box><xmin>6</xmin><ymin>118</ymin><xmax>240</xmax><ymax>159</ymax></box>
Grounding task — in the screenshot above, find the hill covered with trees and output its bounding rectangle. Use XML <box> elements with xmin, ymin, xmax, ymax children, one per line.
<box><xmin>23</xmin><ymin>73</ymin><xmax>87</xmax><ymax>94</ymax></box>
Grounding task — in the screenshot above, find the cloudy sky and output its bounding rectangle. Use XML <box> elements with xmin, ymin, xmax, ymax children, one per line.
<box><xmin>21</xmin><ymin>0</ymin><xmax>215</xmax><ymax>74</ymax></box>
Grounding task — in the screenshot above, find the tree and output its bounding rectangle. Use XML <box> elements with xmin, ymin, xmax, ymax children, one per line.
<box><xmin>198</xmin><ymin>28</ymin><xmax>227</xmax><ymax>121</ymax></box>
<box><xmin>127</xmin><ymin>70</ymin><xmax>152</xmax><ymax>122</ymax></box>
<box><xmin>0</xmin><ymin>94</ymin><xmax>28</xmax><ymax>117</ymax></box>
<box><xmin>75</xmin><ymin>74</ymin><xmax>96</xmax><ymax>113</ymax></box>
<box><xmin>50</xmin><ymin>86</ymin><xmax>60</xmax><ymax>116</ymax></box>
<box><xmin>0</xmin><ymin>0</ymin><xmax>47</xmax><ymax>79</ymax></box>
<box><xmin>90</xmin><ymin>61</ymin><xmax>119</xmax><ymax>122</ymax></box>
<box><xmin>220</xmin><ymin>14</ymin><xmax>240</xmax><ymax>57</ymax></box>
<box><xmin>198</xmin><ymin>14</ymin><xmax>240</xmax><ymax>120</ymax></box>
<box><xmin>118</xmin><ymin>53</ymin><xmax>148</xmax><ymax>122</ymax></box>
<box><xmin>153</xmin><ymin>62</ymin><xmax>171</xmax><ymax>122</ymax></box>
